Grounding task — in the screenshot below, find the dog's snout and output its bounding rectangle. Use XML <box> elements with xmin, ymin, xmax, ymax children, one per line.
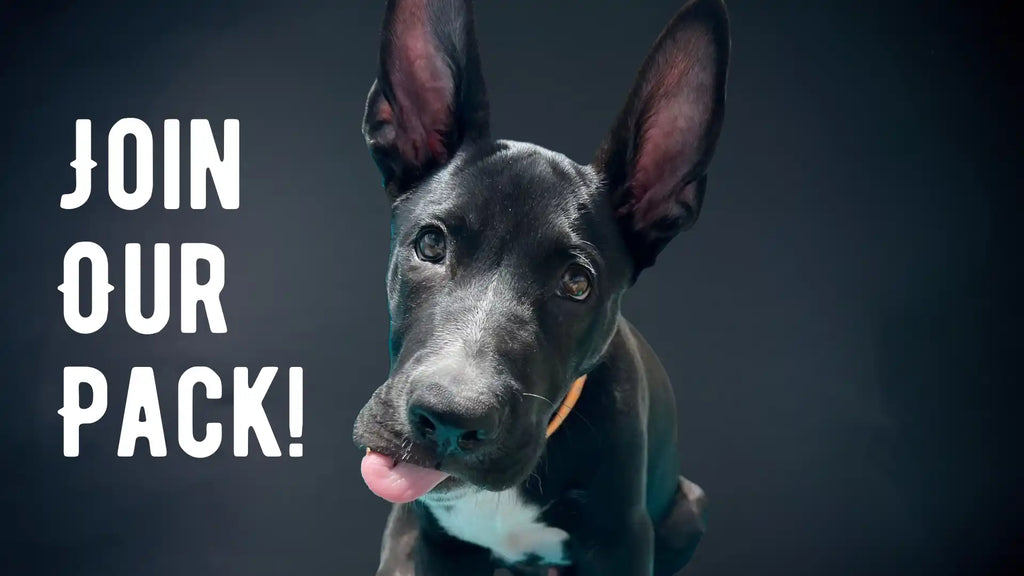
<box><xmin>408</xmin><ymin>386</ymin><xmax>505</xmax><ymax>454</ymax></box>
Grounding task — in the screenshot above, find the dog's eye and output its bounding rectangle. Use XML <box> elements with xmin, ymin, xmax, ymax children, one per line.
<box><xmin>559</xmin><ymin>264</ymin><xmax>592</xmax><ymax>301</ymax></box>
<box><xmin>415</xmin><ymin>228</ymin><xmax>446</xmax><ymax>263</ymax></box>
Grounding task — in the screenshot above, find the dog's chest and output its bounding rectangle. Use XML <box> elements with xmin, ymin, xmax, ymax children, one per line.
<box><xmin>422</xmin><ymin>488</ymin><xmax>570</xmax><ymax>566</ymax></box>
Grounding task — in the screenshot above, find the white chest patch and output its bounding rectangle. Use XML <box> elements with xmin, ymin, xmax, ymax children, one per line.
<box><xmin>421</xmin><ymin>488</ymin><xmax>570</xmax><ymax>566</ymax></box>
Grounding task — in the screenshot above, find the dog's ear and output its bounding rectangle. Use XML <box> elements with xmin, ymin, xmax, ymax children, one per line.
<box><xmin>363</xmin><ymin>0</ymin><xmax>489</xmax><ymax>198</ymax></box>
<box><xmin>594</xmin><ymin>0</ymin><xmax>729</xmax><ymax>277</ymax></box>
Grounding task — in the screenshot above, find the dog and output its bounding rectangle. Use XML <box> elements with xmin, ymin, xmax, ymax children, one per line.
<box><xmin>352</xmin><ymin>0</ymin><xmax>729</xmax><ymax>573</ymax></box>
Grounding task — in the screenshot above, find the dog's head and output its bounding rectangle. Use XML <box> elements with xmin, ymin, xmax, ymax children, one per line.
<box><xmin>353</xmin><ymin>0</ymin><xmax>729</xmax><ymax>498</ymax></box>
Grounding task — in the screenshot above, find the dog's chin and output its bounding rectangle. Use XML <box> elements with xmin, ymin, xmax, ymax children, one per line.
<box><xmin>439</xmin><ymin>436</ymin><xmax>545</xmax><ymax>493</ymax></box>
<box><xmin>425</xmin><ymin>462</ymin><xmax>535</xmax><ymax>497</ymax></box>
<box><xmin>355</xmin><ymin>425</ymin><xmax>544</xmax><ymax>495</ymax></box>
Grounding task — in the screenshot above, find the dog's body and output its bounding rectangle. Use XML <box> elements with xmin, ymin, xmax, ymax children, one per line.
<box><xmin>352</xmin><ymin>1</ymin><xmax>729</xmax><ymax>574</ymax></box>
<box><xmin>375</xmin><ymin>311</ymin><xmax>707</xmax><ymax>576</ymax></box>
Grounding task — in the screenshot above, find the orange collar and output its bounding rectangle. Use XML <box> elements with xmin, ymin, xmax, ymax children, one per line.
<box><xmin>545</xmin><ymin>375</ymin><xmax>587</xmax><ymax>438</ymax></box>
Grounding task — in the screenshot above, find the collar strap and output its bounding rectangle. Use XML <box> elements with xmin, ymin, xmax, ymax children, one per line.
<box><xmin>545</xmin><ymin>375</ymin><xmax>587</xmax><ymax>438</ymax></box>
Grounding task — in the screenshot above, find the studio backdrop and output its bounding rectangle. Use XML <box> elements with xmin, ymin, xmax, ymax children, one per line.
<box><xmin>1</xmin><ymin>1</ymin><xmax>1019</xmax><ymax>575</ymax></box>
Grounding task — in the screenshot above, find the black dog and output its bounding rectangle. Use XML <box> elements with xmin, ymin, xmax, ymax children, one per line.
<box><xmin>353</xmin><ymin>0</ymin><xmax>729</xmax><ymax>574</ymax></box>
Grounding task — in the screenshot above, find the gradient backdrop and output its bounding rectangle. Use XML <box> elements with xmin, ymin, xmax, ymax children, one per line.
<box><xmin>1</xmin><ymin>1</ymin><xmax>1020</xmax><ymax>575</ymax></box>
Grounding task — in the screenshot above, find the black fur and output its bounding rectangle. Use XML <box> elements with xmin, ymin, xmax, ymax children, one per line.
<box><xmin>353</xmin><ymin>0</ymin><xmax>729</xmax><ymax>573</ymax></box>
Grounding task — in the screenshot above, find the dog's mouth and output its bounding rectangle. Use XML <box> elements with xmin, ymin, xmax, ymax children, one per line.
<box><xmin>360</xmin><ymin>448</ymin><xmax>451</xmax><ymax>503</ymax></box>
<box><xmin>352</xmin><ymin>377</ymin><xmax>554</xmax><ymax>502</ymax></box>
<box><xmin>358</xmin><ymin>434</ymin><xmax>542</xmax><ymax>502</ymax></box>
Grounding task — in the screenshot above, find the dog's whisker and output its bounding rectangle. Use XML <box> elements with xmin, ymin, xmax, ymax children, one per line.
<box><xmin>570</xmin><ymin>410</ymin><xmax>596</xmax><ymax>434</ymax></box>
<box><xmin>521</xmin><ymin>392</ymin><xmax>556</xmax><ymax>408</ymax></box>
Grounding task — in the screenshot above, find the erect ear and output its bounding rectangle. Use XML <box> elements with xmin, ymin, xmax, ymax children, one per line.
<box><xmin>594</xmin><ymin>0</ymin><xmax>730</xmax><ymax>277</ymax></box>
<box><xmin>363</xmin><ymin>0</ymin><xmax>489</xmax><ymax>198</ymax></box>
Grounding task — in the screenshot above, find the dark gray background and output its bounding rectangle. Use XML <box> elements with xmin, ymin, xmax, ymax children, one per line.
<box><xmin>1</xmin><ymin>1</ymin><xmax>1020</xmax><ymax>574</ymax></box>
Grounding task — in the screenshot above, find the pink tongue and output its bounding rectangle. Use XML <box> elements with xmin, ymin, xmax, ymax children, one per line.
<box><xmin>361</xmin><ymin>451</ymin><xmax>449</xmax><ymax>503</ymax></box>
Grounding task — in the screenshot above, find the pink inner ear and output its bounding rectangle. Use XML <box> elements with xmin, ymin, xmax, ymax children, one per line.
<box><xmin>627</xmin><ymin>28</ymin><xmax>715</xmax><ymax>229</ymax></box>
<box><xmin>387</xmin><ymin>0</ymin><xmax>455</xmax><ymax>167</ymax></box>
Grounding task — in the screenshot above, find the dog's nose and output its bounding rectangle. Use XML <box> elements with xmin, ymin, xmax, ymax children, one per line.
<box><xmin>408</xmin><ymin>393</ymin><xmax>504</xmax><ymax>454</ymax></box>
